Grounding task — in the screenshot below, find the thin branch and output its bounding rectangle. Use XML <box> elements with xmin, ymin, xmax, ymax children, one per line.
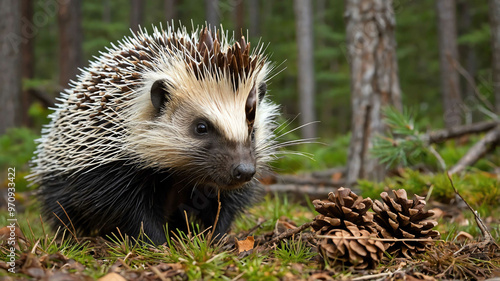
<box><xmin>427</xmin><ymin>120</ymin><xmax>498</xmax><ymax>144</ymax></box>
<box><xmin>258</xmin><ymin>221</ymin><xmax>314</xmax><ymax>249</ymax></box>
<box><xmin>29</xmin><ymin>88</ymin><xmax>55</xmax><ymax>108</ymax></box>
<box><xmin>428</xmin><ymin>145</ymin><xmax>447</xmax><ymax>171</ymax></box>
<box><xmin>352</xmin><ymin>272</ymin><xmax>392</xmax><ymax>281</ymax></box>
<box><xmin>53</xmin><ymin>201</ymin><xmax>79</xmax><ymax>243</ymax></box>
<box><xmin>207</xmin><ymin>190</ymin><xmax>221</xmax><ymax>244</ymax></box>
<box><xmin>238</xmin><ymin>218</ymin><xmax>267</xmax><ymax>239</ymax></box>
<box><xmin>150</xmin><ymin>266</ymin><xmax>169</xmax><ymax>281</ymax></box>
<box><xmin>446</xmin><ymin>172</ymin><xmax>498</xmax><ymax>248</ymax></box>
<box><xmin>448</xmin><ymin>125</ymin><xmax>500</xmax><ymax>174</ymax></box>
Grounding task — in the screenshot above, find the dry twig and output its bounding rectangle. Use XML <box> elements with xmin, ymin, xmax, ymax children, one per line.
<box><xmin>446</xmin><ymin>173</ymin><xmax>499</xmax><ymax>251</ymax></box>
<box><xmin>448</xmin><ymin>125</ymin><xmax>500</xmax><ymax>174</ymax></box>
<box><xmin>257</xmin><ymin>221</ymin><xmax>314</xmax><ymax>250</ymax></box>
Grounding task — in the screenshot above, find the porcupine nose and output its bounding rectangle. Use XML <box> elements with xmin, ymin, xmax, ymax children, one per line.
<box><xmin>232</xmin><ymin>163</ymin><xmax>256</xmax><ymax>183</ymax></box>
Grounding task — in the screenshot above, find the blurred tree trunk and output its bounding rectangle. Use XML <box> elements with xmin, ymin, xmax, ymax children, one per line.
<box><xmin>103</xmin><ymin>0</ymin><xmax>111</xmax><ymax>23</ymax></box>
<box><xmin>165</xmin><ymin>0</ymin><xmax>178</xmax><ymax>22</ymax></box>
<box><xmin>58</xmin><ymin>0</ymin><xmax>83</xmax><ymax>88</ymax></box>
<box><xmin>436</xmin><ymin>0</ymin><xmax>462</xmax><ymax>128</ymax></box>
<box><xmin>457</xmin><ymin>0</ymin><xmax>477</xmax><ymax>123</ymax></box>
<box><xmin>234</xmin><ymin>0</ymin><xmax>245</xmax><ymax>36</ymax></box>
<box><xmin>294</xmin><ymin>0</ymin><xmax>316</xmax><ymax>139</ymax></box>
<box><xmin>0</xmin><ymin>0</ymin><xmax>22</xmax><ymax>134</ymax></box>
<box><xmin>248</xmin><ymin>0</ymin><xmax>260</xmax><ymax>38</ymax></box>
<box><xmin>489</xmin><ymin>0</ymin><xmax>500</xmax><ymax>115</ymax></box>
<box><xmin>21</xmin><ymin>0</ymin><xmax>34</xmax><ymax>127</ymax></box>
<box><xmin>345</xmin><ymin>0</ymin><xmax>402</xmax><ymax>187</ymax></box>
<box><xmin>205</xmin><ymin>0</ymin><xmax>219</xmax><ymax>28</ymax></box>
<box><xmin>130</xmin><ymin>0</ymin><xmax>144</xmax><ymax>33</ymax></box>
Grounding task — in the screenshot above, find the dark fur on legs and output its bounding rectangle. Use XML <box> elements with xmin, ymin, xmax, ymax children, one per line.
<box><xmin>39</xmin><ymin>160</ymin><xmax>257</xmax><ymax>244</ymax></box>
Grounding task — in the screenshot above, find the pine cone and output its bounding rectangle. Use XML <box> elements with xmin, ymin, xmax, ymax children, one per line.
<box><xmin>372</xmin><ymin>189</ymin><xmax>440</xmax><ymax>258</ymax></box>
<box><xmin>312</xmin><ymin>187</ymin><xmax>377</xmax><ymax>233</ymax></box>
<box><xmin>312</xmin><ymin>187</ymin><xmax>386</xmax><ymax>269</ymax></box>
<box><xmin>317</xmin><ymin>222</ymin><xmax>386</xmax><ymax>269</ymax></box>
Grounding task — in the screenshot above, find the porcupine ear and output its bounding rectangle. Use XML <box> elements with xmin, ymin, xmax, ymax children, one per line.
<box><xmin>246</xmin><ymin>84</ymin><xmax>257</xmax><ymax>132</ymax></box>
<box><xmin>150</xmin><ymin>80</ymin><xmax>170</xmax><ymax>114</ymax></box>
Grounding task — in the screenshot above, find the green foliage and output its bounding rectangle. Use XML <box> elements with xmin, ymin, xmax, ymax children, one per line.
<box><xmin>0</xmin><ymin>211</ymin><xmax>93</xmax><ymax>268</ymax></box>
<box><xmin>106</xmin><ymin>224</ymin><xmax>231</xmax><ymax>279</ymax></box>
<box><xmin>273</xmin><ymin>134</ymin><xmax>350</xmax><ymax>173</ymax></box>
<box><xmin>236</xmin><ymin>254</ymin><xmax>280</xmax><ymax>281</ymax></box>
<box><xmin>234</xmin><ymin>194</ymin><xmax>313</xmax><ymax>235</ymax></box>
<box><xmin>0</xmin><ymin>128</ymin><xmax>39</xmax><ymax>191</ymax></box>
<box><xmin>274</xmin><ymin>235</ymin><xmax>315</xmax><ymax>265</ymax></box>
<box><xmin>22</xmin><ymin>0</ymin><xmax>497</xmax><ymax>141</ymax></box>
<box><xmin>458</xmin><ymin>23</ymin><xmax>491</xmax><ymax>46</ymax></box>
<box><xmin>165</xmin><ymin>226</ymin><xmax>230</xmax><ymax>280</ymax></box>
<box><xmin>357</xmin><ymin>169</ymin><xmax>500</xmax><ymax>212</ymax></box>
<box><xmin>372</xmin><ymin>107</ymin><xmax>431</xmax><ymax>168</ymax></box>
<box><xmin>1</xmin><ymin>188</ymin><xmax>498</xmax><ymax>279</ymax></box>
<box><xmin>0</xmin><ymin>128</ymin><xmax>38</xmax><ymax>169</ymax></box>
<box><xmin>28</xmin><ymin>102</ymin><xmax>52</xmax><ymax>130</ymax></box>
<box><xmin>373</xmin><ymin>106</ymin><xmax>499</xmax><ymax>173</ymax></box>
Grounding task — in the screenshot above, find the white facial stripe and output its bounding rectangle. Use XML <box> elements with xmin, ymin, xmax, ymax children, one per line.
<box><xmin>157</xmin><ymin>60</ymin><xmax>266</xmax><ymax>143</ymax></box>
<box><xmin>203</xmin><ymin>83</ymin><xmax>251</xmax><ymax>143</ymax></box>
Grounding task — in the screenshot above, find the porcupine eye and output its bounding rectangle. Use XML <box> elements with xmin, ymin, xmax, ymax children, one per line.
<box><xmin>194</xmin><ymin>121</ymin><xmax>209</xmax><ymax>136</ymax></box>
<box><xmin>150</xmin><ymin>79</ymin><xmax>171</xmax><ymax>114</ymax></box>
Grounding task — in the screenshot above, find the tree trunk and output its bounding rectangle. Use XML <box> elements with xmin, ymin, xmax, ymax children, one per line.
<box><xmin>294</xmin><ymin>0</ymin><xmax>316</xmax><ymax>139</ymax></box>
<box><xmin>489</xmin><ymin>0</ymin><xmax>500</xmax><ymax>115</ymax></box>
<box><xmin>458</xmin><ymin>0</ymin><xmax>477</xmax><ymax>123</ymax></box>
<box><xmin>234</xmin><ymin>0</ymin><xmax>245</xmax><ymax>36</ymax></box>
<box><xmin>345</xmin><ymin>0</ymin><xmax>402</xmax><ymax>187</ymax></box>
<box><xmin>21</xmin><ymin>0</ymin><xmax>35</xmax><ymax>127</ymax></box>
<box><xmin>58</xmin><ymin>0</ymin><xmax>83</xmax><ymax>88</ymax></box>
<box><xmin>0</xmin><ymin>0</ymin><xmax>22</xmax><ymax>134</ymax></box>
<box><xmin>436</xmin><ymin>0</ymin><xmax>462</xmax><ymax>128</ymax></box>
<box><xmin>248</xmin><ymin>0</ymin><xmax>260</xmax><ymax>38</ymax></box>
<box><xmin>205</xmin><ymin>0</ymin><xmax>219</xmax><ymax>28</ymax></box>
<box><xmin>165</xmin><ymin>0</ymin><xmax>177</xmax><ymax>22</ymax></box>
<box><xmin>130</xmin><ymin>0</ymin><xmax>144</xmax><ymax>33</ymax></box>
<box><xmin>103</xmin><ymin>0</ymin><xmax>111</xmax><ymax>23</ymax></box>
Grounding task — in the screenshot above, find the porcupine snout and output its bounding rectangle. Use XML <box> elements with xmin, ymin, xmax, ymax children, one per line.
<box><xmin>230</xmin><ymin>145</ymin><xmax>256</xmax><ymax>184</ymax></box>
<box><xmin>232</xmin><ymin>163</ymin><xmax>255</xmax><ymax>182</ymax></box>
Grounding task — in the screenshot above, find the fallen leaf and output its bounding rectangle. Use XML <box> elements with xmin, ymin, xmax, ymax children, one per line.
<box><xmin>307</xmin><ymin>272</ymin><xmax>334</xmax><ymax>281</ymax></box>
<box><xmin>455</xmin><ymin>231</ymin><xmax>474</xmax><ymax>242</ymax></box>
<box><xmin>235</xmin><ymin>236</ymin><xmax>255</xmax><ymax>253</ymax></box>
<box><xmin>283</xmin><ymin>272</ymin><xmax>299</xmax><ymax>281</ymax></box>
<box><xmin>0</xmin><ymin>225</ymin><xmax>25</xmax><ymax>240</ymax></box>
<box><xmin>98</xmin><ymin>272</ymin><xmax>127</xmax><ymax>281</ymax></box>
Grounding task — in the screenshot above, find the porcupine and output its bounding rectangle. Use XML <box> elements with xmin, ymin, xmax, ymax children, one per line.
<box><xmin>27</xmin><ymin>24</ymin><xmax>279</xmax><ymax>244</ymax></box>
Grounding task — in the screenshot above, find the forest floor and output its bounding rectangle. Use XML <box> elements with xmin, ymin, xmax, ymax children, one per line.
<box><xmin>0</xmin><ymin>172</ymin><xmax>499</xmax><ymax>281</ymax></box>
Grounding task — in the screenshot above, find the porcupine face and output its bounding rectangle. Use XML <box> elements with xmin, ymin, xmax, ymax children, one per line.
<box><xmin>147</xmin><ymin>79</ymin><xmax>260</xmax><ymax>190</ymax></box>
<box><xmin>126</xmin><ymin>26</ymin><xmax>278</xmax><ymax>191</ymax></box>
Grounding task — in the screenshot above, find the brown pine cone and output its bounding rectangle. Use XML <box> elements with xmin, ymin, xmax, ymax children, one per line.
<box><xmin>312</xmin><ymin>187</ymin><xmax>387</xmax><ymax>269</ymax></box>
<box><xmin>312</xmin><ymin>187</ymin><xmax>377</xmax><ymax>233</ymax></box>
<box><xmin>372</xmin><ymin>189</ymin><xmax>440</xmax><ymax>258</ymax></box>
<box><xmin>317</xmin><ymin>222</ymin><xmax>386</xmax><ymax>269</ymax></box>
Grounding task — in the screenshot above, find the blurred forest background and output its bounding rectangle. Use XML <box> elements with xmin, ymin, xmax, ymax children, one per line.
<box><xmin>0</xmin><ymin>0</ymin><xmax>499</xmax><ymax>190</ymax></box>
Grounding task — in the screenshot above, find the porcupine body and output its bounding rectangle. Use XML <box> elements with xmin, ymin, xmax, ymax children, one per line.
<box><xmin>28</xmin><ymin>24</ymin><xmax>278</xmax><ymax>244</ymax></box>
